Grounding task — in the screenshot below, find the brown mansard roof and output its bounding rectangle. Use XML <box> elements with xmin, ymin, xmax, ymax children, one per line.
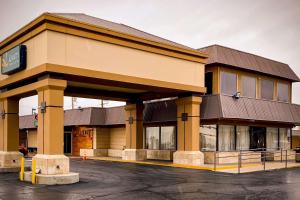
<box><xmin>20</xmin><ymin>106</ymin><xmax>125</xmax><ymax>129</ymax></box>
<box><xmin>50</xmin><ymin>13</ymin><xmax>198</xmax><ymax>53</ymax></box>
<box><xmin>201</xmin><ymin>95</ymin><xmax>300</xmax><ymax>124</ymax></box>
<box><xmin>199</xmin><ymin>45</ymin><xmax>300</xmax><ymax>82</ymax></box>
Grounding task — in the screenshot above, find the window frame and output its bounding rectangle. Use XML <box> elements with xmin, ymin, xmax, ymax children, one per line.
<box><xmin>240</xmin><ymin>75</ymin><xmax>257</xmax><ymax>98</ymax></box>
<box><xmin>220</xmin><ymin>70</ymin><xmax>238</xmax><ymax>96</ymax></box>
<box><xmin>277</xmin><ymin>81</ymin><xmax>290</xmax><ymax>103</ymax></box>
<box><xmin>144</xmin><ymin>125</ymin><xmax>177</xmax><ymax>150</ymax></box>
<box><xmin>260</xmin><ymin>78</ymin><xmax>275</xmax><ymax>100</ymax></box>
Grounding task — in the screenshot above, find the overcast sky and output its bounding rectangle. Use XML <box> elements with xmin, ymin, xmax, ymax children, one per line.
<box><xmin>0</xmin><ymin>0</ymin><xmax>300</xmax><ymax>115</ymax></box>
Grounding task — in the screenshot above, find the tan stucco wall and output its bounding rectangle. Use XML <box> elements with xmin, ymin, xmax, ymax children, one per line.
<box><xmin>109</xmin><ymin>127</ymin><xmax>125</xmax><ymax>150</ymax></box>
<box><xmin>45</xmin><ymin>31</ymin><xmax>204</xmax><ymax>87</ymax></box>
<box><xmin>0</xmin><ymin>31</ymin><xmax>48</xmax><ymax>80</ymax></box>
<box><xmin>27</xmin><ymin>129</ymin><xmax>37</xmax><ymax>148</ymax></box>
<box><xmin>94</xmin><ymin>128</ymin><xmax>110</xmax><ymax>149</ymax></box>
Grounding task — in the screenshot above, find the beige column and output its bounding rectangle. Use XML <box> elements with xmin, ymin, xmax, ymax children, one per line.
<box><xmin>36</xmin><ymin>85</ymin><xmax>65</xmax><ymax>155</ymax></box>
<box><xmin>30</xmin><ymin>80</ymin><xmax>79</xmax><ymax>184</ymax></box>
<box><xmin>173</xmin><ymin>96</ymin><xmax>204</xmax><ymax>166</ymax></box>
<box><xmin>122</xmin><ymin>102</ymin><xmax>146</xmax><ymax>160</ymax></box>
<box><xmin>0</xmin><ymin>97</ymin><xmax>21</xmax><ymax>169</ymax></box>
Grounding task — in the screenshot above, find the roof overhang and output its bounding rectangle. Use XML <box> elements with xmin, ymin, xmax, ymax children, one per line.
<box><xmin>201</xmin><ymin>94</ymin><xmax>300</xmax><ymax>126</ymax></box>
<box><xmin>0</xmin><ymin>13</ymin><xmax>208</xmax><ymax>64</ymax></box>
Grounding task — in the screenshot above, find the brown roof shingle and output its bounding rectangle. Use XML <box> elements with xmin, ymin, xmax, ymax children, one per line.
<box><xmin>201</xmin><ymin>95</ymin><xmax>300</xmax><ymax>125</ymax></box>
<box><xmin>199</xmin><ymin>45</ymin><xmax>300</xmax><ymax>82</ymax></box>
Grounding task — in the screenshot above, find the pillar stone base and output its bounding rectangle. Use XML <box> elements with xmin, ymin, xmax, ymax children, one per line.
<box><xmin>23</xmin><ymin>154</ymin><xmax>79</xmax><ymax>185</ymax></box>
<box><xmin>0</xmin><ymin>151</ymin><xmax>21</xmax><ymax>169</ymax></box>
<box><xmin>122</xmin><ymin>149</ymin><xmax>147</xmax><ymax>161</ymax></box>
<box><xmin>23</xmin><ymin>171</ymin><xmax>79</xmax><ymax>185</ymax></box>
<box><xmin>173</xmin><ymin>151</ymin><xmax>204</xmax><ymax>166</ymax></box>
<box><xmin>34</xmin><ymin>154</ymin><xmax>70</xmax><ymax>175</ymax></box>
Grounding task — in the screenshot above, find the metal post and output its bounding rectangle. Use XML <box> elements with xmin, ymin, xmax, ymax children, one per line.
<box><xmin>263</xmin><ymin>151</ymin><xmax>266</xmax><ymax>171</ymax></box>
<box><xmin>238</xmin><ymin>150</ymin><xmax>241</xmax><ymax>174</ymax></box>
<box><xmin>214</xmin><ymin>151</ymin><xmax>217</xmax><ymax>171</ymax></box>
<box><xmin>32</xmin><ymin>159</ymin><xmax>36</xmax><ymax>184</ymax></box>
<box><xmin>19</xmin><ymin>157</ymin><xmax>25</xmax><ymax>181</ymax></box>
<box><xmin>285</xmin><ymin>150</ymin><xmax>288</xmax><ymax>168</ymax></box>
<box><xmin>281</xmin><ymin>148</ymin><xmax>283</xmax><ymax>163</ymax></box>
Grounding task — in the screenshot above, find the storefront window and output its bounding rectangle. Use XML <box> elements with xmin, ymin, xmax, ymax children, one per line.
<box><xmin>279</xmin><ymin>128</ymin><xmax>291</xmax><ymax>149</ymax></box>
<box><xmin>145</xmin><ymin>127</ymin><xmax>159</xmax><ymax>150</ymax></box>
<box><xmin>266</xmin><ymin>128</ymin><xmax>278</xmax><ymax>150</ymax></box>
<box><xmin>241</xmin><ymin>75</ymin><xmax>256</xmax><ymax>98</ymax></box>
<box><xmin>218</xmin><ymin>125</ymin><xmax>235</xmax><ymax>151</ymax></box>
<box><xmin>236</xmin><ymin>126</ymin><xmax>250</xmax><ymax>150</ymax></box>
<box><xmin>261</xmin><ymin>79</ymin><xmax>274</xmax><ymax>100</ymax></box>
<box><xmin>160</xmin><ymin>126</ymin><xmax>176</xmax><ymax>150</ymax></box>
<box><xmin>277</xmin><ymin>82</ymin><xmax>289</xmax><ymax>102</ymax></box>
<box><xmin>221</xmin><ymin>71</ymin><xmax>237</xmax><ymax>95</ymax></box>
<box><xmin>200</xmin><ymin>125</ymin><xmax>217</xmax><ymax>151</ymax></box>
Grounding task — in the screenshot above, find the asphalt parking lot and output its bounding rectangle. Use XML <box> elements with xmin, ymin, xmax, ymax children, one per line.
<box><xmin>1</xmin><ymin>158</ymin><xmax>300</xmax><ymax>200</ymax></box>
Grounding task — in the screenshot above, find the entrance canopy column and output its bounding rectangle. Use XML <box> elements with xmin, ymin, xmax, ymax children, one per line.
<box><xmin>173</xmin><ymin>96</ymin><xmax>204</xmax><ymax>166</ymax></box>
<box><xmin>0</xmin><ymin>97</ymin><xmax>21</xmax><ymax>169</ymax></box>
<box><xmin>30</xmin><ymin>79</ymin><xmax>79</xmax><ymax>184</ymax></box>
<box><xmin>122</xmin><ymin>101</ymin><xmax>147</xmax><ymax>161</ymax></box>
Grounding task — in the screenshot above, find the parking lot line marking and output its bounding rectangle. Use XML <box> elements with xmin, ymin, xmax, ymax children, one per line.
<box><xmin>85</xmin><ymin>157</ymin><xmax>262</xmax><ymax>171</ymax></box>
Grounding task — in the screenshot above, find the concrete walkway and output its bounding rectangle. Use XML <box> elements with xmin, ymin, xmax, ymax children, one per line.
<box><xmin>82</xmin><ymin>156</ymin><xmax>300</xmax><ymax>173</ymax></box>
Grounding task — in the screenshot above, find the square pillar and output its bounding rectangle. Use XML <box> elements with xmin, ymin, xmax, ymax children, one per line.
<box><xmin>122</xmin><ymin>102</ymin><xmax>146</xmax><ymax>161</ymax></box>
<box><xmin>173</xmin><ymin>96</ymin><xmax>204</xmax><ymax>166</ymax></box>
<box><xmin>28</xmin><ymin>81</ymin><xmax>79</xmax><ymax>185</ymax></box>
<box><xmin>0</xmin><ymin>98</ymin><xmax>21</xmax><ymax>169</ymax></box>
<box><xmin>36</xmin><ymin>85</ymin><xmax>65</xmax><ymax>155</ymax></box>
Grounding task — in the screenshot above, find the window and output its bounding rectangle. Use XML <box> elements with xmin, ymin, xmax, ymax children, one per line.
<box><xmin>160</xmin><ymin>126</ymin><xmax>176</xmax><ymax>150</ymax></box>
<box><xmin>221</xmin><ymin>71</ymin><xmax>237</xmax><ymax>95</ymax></box>
<box><xmin>205</xmin><ymin>72</ymin><xmax>213</xmax><ymax>95</ymax></box>
<box><xmin>145</xmin><ymin>127</ymin><xmax>159</xmax><ymax>150</ymax></box>
<box><xmin>266</xmin><ymin>128</ymin><xmax>278</xmax><ymax>150</ymax></box>
<box><xmin>200</xmin><ymin>125</ymin><xmax>217</xmax><ymax>151</ymax></box>
<box><xmin>241</xmin><ymin>75</ymin><xmax>256</xmax><ymax>98</ymax></box>
<box><xmin>261</xmin><ymin>79</ymin><xmax>274</xmax><ymax>100</ymax></box>
<box><xmin>218</xmin><ymin>125</ymin><xmax>235</xmax><ymax>151</ymax></box>
<box><xmin>277</xmin><ymin>82</ymin><xmax>289</xmax><ymax>102</ymax></box>
<box><xmin>279</xmin><ymin>128</ymin><xmax>291</xmax><ymax>149</ymax></box>
<box><xmin>236</xmin><ymin>126</ymin><xmax>250</xmax><ymax>150</ymax></box>
<box><xmin>145</xmin><ymin>126</ymin><xmax>176</xmax><ymax>150</ymax></box>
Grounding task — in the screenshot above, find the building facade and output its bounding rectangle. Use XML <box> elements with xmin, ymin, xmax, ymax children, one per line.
<box><xmin>1</xmin><ymin>13</ymin><xmax>300</xmax><ymax>185</ymax></box>
<box><xmin>20</xmin><ymin>43</ymin><xmax>300</xmax><ymax>163</ymax></box>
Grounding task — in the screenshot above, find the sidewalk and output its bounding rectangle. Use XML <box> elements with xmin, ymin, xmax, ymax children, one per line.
<box><xmin>78</xmin><ymin>156</ymin><xmax>300</xmax><ymax>173</ymax></box>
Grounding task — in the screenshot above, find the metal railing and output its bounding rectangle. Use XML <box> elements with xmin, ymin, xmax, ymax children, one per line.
<box><xmin>211</xmin><ymin>147</ymin><xmax>299</xmax><ymax>173</ymax></box>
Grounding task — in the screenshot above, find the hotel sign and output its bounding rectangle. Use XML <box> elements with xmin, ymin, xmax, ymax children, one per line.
<box><xmin>1</xmin><ymin>45</ymin><xmax>27</xmax><ymax>75</ymax></box>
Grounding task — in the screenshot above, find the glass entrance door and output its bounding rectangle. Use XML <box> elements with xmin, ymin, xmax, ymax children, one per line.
<box><xmin>250</xmin><ymin>127</ymin><xmax>266</xmax><ymax>150</ymax></box>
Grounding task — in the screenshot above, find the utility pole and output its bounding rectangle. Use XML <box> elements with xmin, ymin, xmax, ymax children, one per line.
<box><xmin>100</xmin><ymin>99</ymin><xmax>104</xmax><ymax>108</ymax></box>
<box><xmin>72</xmin><ymin>97</ymin><xmax>77</xmax><ymax>109</ymax></box>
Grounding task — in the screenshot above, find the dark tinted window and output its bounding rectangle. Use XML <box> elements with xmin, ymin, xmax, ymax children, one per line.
<box><xmin>261</xmin><ymin>79</ymin><xmax>274</xmax><ymax>100</ymax></box>
<box><xmin>205</xmin><ymin>72</ymin><xmax>213</xmax><ymax>95</ymax></box>
<box><xmin>277</xmin><ymin>82</ymin><xmax>289</xmax><ymax>102</ymax></box>
<box><xmin>241</xmin><ymin>75</ymin><xmax>256</xmax><ymax>98</ymax></box>
<box><xmin>221</xmin><ymin>71</ymin><xmax>237</xmax><ymax>95</ymax></box>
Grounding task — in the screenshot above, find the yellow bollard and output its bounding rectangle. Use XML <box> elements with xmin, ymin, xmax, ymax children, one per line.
<box><xmin>32</xmin><ymin>159</ymin><xmax>36</xmax><ymax>184</ymax></box>
<box><xmin>20</xmin><ymin>157</ymin><xmax>25</xmax><ymax>181</ymax></box>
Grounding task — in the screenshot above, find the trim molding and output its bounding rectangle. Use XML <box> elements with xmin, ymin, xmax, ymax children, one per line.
<box><xmin>0</xmin><ymin>13</ymin><xmax>208</xmax><ymax>63</ymax></box>
<box><xmin>0</xmin><ymin>78</ymin><xmax>67</xmax><ymax>99</ymax></box>
<box><xmin>0</xmin><ymin>63</ymin><xmax>207</xmax><ymax>94</ymax></box>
